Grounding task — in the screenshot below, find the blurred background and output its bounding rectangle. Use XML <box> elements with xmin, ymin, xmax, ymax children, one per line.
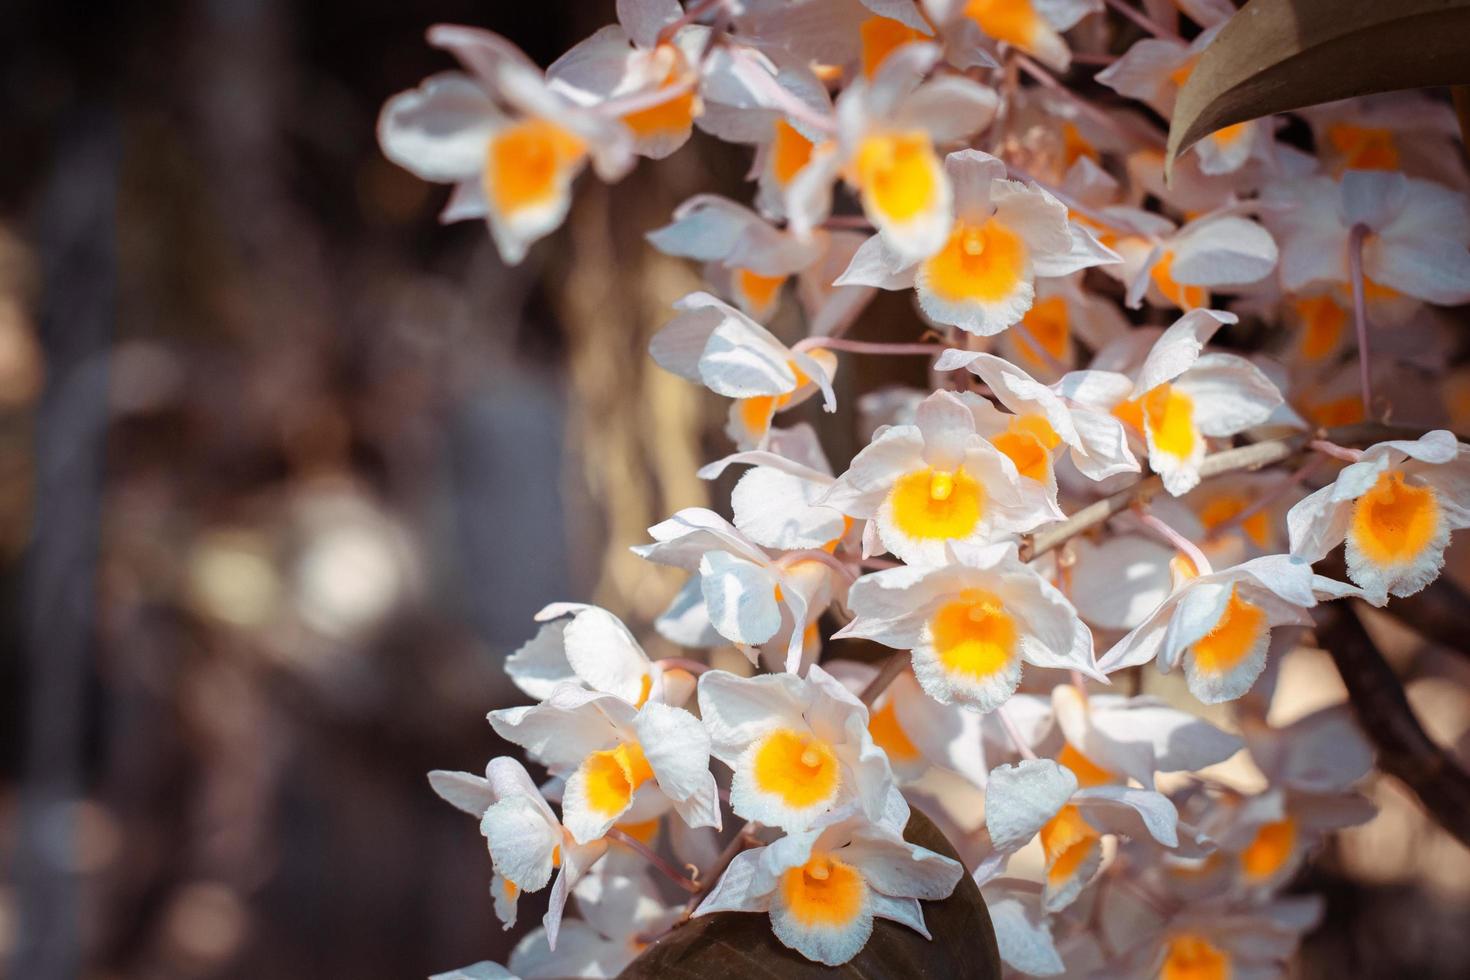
<box><xmin>1</xmin><ymin>1</ymin><xmax>1467</xmax><ymax>978</ymax></box>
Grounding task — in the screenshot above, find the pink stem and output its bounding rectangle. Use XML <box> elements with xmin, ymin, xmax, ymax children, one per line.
<box><xmin>996</xmin><ymin>704</ymin><xmax>1039</xmax><ymax>760</ymax></box>
<box><xmin>1348</xmin><ymin>222</ymin><xmax>1374</xmax><ymax>420</ymax></box>
<box><xmin>793</xmin><ymin>337</ymin><xmax>947</xmax><ymax>356</ymax></box>
<box><xmin>657</xmin><ymin>0</ymin><xmax>728</xmax><ymax>43</ymax></box>
<box><xmin>607</xmin><ymin>830</ymin><xmax>701</xmax><ymax>892</ymax></box>
<box><xmin>1136</xmin><ymin>509</ymin><xmax>1213</xmax><ymax>577</ymax></box>
<box><xmin>1102</xmin><ymin>0</ymin><xmax>1183</xmax><ymax>42</ymax></box>
<box><xmin>595</xmin><ymin>75</ymin><xmax>698</xmax><ymax>119</ymax></box>
<box><xmin>1309</xmin><ymin>439</ymin><xmax>1365</xmax><ymax>463</ymax></box>
<box><xmin>860</xmin><ymin>557</ymin><xmax>902</xmax><ymax>570</ymax></box>
<box><xmin>822</xmin><ymin>215</ymin><xmax>877</xmax><ymax>230</ymax></box>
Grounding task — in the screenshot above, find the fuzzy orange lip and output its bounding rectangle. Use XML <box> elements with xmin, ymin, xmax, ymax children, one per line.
<box><xmin>769</xmin><ymin>118</ymin><xmax>814</xmax><ymax>187</ymax></box>
<box><xmin>1350</xmin><ymin>470</ymin><xmax>1440</xmax><ymax>566</ymax></box>
<box><xmin>1161</xmin><ymin>933</ymin><xmax>1229</xmax><ymax>980</ymax></box>
<box><xmin>855</xmin><ymin>131</ymin><xmax>941</xmax><ymax>225</ymax></box>
<box><xmin>486</xmin><ymin>118</ymin><xmax>587</xmax><ymax>216</ymax></box>
<box><xmin>753</xmin><ymin>729</ymin><xmax>840</xmax><ymax>808</ymax></box>
<box><xmin>1039</xmin><ymin>803</ymin><xmax>1099</xmax><ymax>887</ymax></box>
<box><xmin>581</xmin><ymin>741</ymin><xmax>654</xmax><ymax>816</ymax></box>
<box><xmin>1240</xmin><ymin>817</ymin><xmax>1297</xmax><ymax>881</ymax></box>
<box><xmin>779</xmin><ymin>853</ymin><xmax>866</xmax><ymax>927</ymax></box>
<box><xmin>928</xmin><ymin>589</ymin><xmax>1017</xmax><ymax>680</ymax></box>
<box><xmin>889</xmin><ymin>466</ymin><xmax>984</xmax><ymax>542</ymax></box>
<box><xmin>1190</xmin><ymin>586</ymin><xmax>1266</xmax><ymax>675</ymax></box>
<box><xmin>922</xmin><ymin>219</ymin><xmax>1029</xmax><ymax>305</ymax></box>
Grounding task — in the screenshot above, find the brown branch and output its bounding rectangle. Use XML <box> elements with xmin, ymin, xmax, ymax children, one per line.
<box><xmin>1317</xmin><ymin>603</ymin><xmax>1470</xmax><ymax>849</ymax></box>
<box><xmin>1022</xmin><ymin>423</ymin><xmax>1436</xmax><ymax>563</ymax></box>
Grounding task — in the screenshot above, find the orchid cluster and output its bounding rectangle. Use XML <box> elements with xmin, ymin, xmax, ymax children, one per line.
<box><xmin>380</xmin><ymin>1</ymin><xmax>1470</xmax><ymax>978</ymax></box>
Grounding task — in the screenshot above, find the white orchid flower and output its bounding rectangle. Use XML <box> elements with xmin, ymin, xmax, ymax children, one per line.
<box><xmin>545</xmin><ymin>0</ymin><xmax>709</xmax><ymax>160</ymax></box>
<box><xmin>820</xmin><ymin>43</ymin><xmax>999</xmax><ymax>260</ymax></box>
<box><xmin>1096</xmin><ymin>555</ymin><xmax>1354</xmax><ymax>704</ymax></box>
<box><xmin>693</xmin><ymin>799</ymin><xmax>963</xmax><ymax>966</ymax></box>
<box><xmin>837</xmin><ymin>150</ymin><xmax>1119</xmax><ymax>336</ymax></box>
<box><xmin>697</xmin><ymin>666</ymin><xmax>894</xmax><ymax>832</ymax></box>
<box><xmin>992</xmin><ymin>272</ymin><xmax>1132</xmax><ymax>383</ymax></box>
<box><xmin>428</xmin><ymin>758</ymin><xmax>608</xmax><ymax>947</ymax></box>
<box><xmin>839</xmin><ymin>543</ymin><xmax>1101</xmax><ymax>712</ymax></box>
<box><xmin>503</xmin><ymin>865</ymin><xmax>683</xmax><ymax>980</ymax></box>
<box><xmin>650</xmin><ymin>292</ymin><xmax>838</xmax><ymax>449</ymax></box>
<box><xmin>377</xmin><ymin>27</ymin><xmax>635</xmax><ymax>265</ymax></box>
<box><xmin>1066</xmin><ymin>309</ymin><xmax>1284</xmax><ymax>495</ymax></box>
<box><xmin>647</xmin><ymin>195</ymin><xmax>828</xmax><ymax>320</ymax></box>
<box><xmin>1104</xmin><ymin>212</ymin><xmax>1280</xmax><ymax>312</ymax></box>
<box><xmin>823</xmin><ymin>390</ymin><xmax>1063</xmax><ymax>565</ymax></box>
<box><xmin>1288</xmin><ymin>429</ymin><xmax>1470</xmax><ymax>602</ymax></box>
<box><xmin>1262</xmin><ymin>171</ymin><xmax>1470</xmax><ymax>307</ymax></box>
<box><xmin>921</xmin><ymin>0</ymin><xmax>1099</xmax><ymax>72</ymax></box>
<box><xmin>980</xmin><ymin>756</ymin><xmax>1181</xmax><ymax>912</ymax></box>
<box><xmin>936</xmin><ymin>350</ymin><xmax>1140</xmax><ymax>482</ymax></box>
<box><xmin>1048</xmin><ymin>683</ymin><xmax>1243</xmax><ymax>791</ymax></box>
<box><xmin>734</xmin><ymin>0</ymin><xmax>934</xmax><ymax>78</ymax></box>
<box><xmin>698</xmin><ymin>424</ymin><xmax>853</xmax><ymax>553</ymax></box>
<box><xmin>1097</xmin><ymin>24</ymin><xmax>1270</xmax><ymax>175</ymax></box>
<box><xmin>488</xmin><ymin>686</ymin><xmax>721</xmax><ymax>846</ymax></box>
<box><xmin>505</xmin><ymin>603</ymin><xmax>697</xmax><ymax>709</ymax></box>
<box><xmin>633</xmin><ymin>507</ymin><xmax>840</xmax><ymax>672</ymax></box>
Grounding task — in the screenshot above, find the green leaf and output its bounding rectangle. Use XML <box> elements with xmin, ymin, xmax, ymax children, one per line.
<box><xmin>619</xmin><ymin>805</ymin><xmax>1001</xmax><ymax>979</ymax></box>
<box><xmin>1166</xmin><ymin>0</ymin><xmax>1470</xmax><ymax>178</ymax></box>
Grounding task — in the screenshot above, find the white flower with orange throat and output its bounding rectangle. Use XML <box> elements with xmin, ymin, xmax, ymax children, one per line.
<box><xmin>819</xmin><ymin>42</ymin><xmax>999</xmax><ymax>261</ymax></box>
<box><xmin>1095</xmin><ymin>555</ymin><xmax>1352</xmax><ymax>704</ymax></box>
<box><xmin>650</xmin><ymin>292</ymin><xmax>838</xmax><ymax>449</ymax></box>
<box><xmin>504</xmin><ymin>603</ymin><xmax>698</xmax><ymax>709</ymax></box>
<box><xmin>839</xmin><ymin>543</ymin><xmax>1101</xmax><ymax>712</ymax></box>
<box><xmin>823</xmin><ymin>390</ymin><xmax>1063</xmax><ymax>566</ymax></box>
<box><xmin>1066</xmin><ymin>309</ymin><xmax>1285</xmax><ymax>496</ymax></box>
<box><xmin>1097</xmin><ymin>23</ymin><xmax>1269</xmax><ymax>176</ymax></box>
<box><xmin>1261</xmin><ymin>171</ymin><xmax>1470</xmax><ymax>308</ymax></box>
<box><xmin>978</xmin><ymin>755</ymin><xmax>1181</xmax><ymax>913</ymax></box>
<box><xmin>488</xmin><ymin>685</ymin><xmax>721</xmax><ymax>847</ymax></box>
<box><xmin>921</xmin><ymin>0</ymin><xmax>1096</xmax><ymax>72</ymax></box>
<box><xmin>428</xmin><ymin>757</ymin><xmax>608</xmax><ymax>946</ymax></box>
<box><xmin>1287</xmin><ymin>429</ymin><xmax>1470</xmax><ymax>603</ymax></box>
<box><xmin>632</xmin><ymin>507</ymin><xmax>842</xmax><ymax>673</ymax></box>
<box><xmin>836</xmin><ymin>150</ymin><xmax>1120</xmax><ymax>336</ymax></box>
<box><xmin>936</xmin><ymin>350</ymin><xmax>1140</xmax><ymax>483</ymax></box>
<box><xmin>698</xmin><ymin>424</ymin><xmax>854</xmax><ymax>554</ymax></box>
<box><xmin>646</xmin><ymin>195</ymin><xmax>827</xmax><ymax>321</ymax></box>
<box><xmin>377</xmin><ymin>26</ymin><xmax>636</xmax><ymax>265</ymax></box>
<box><xmin>498</xmin><ymin>865</ymin><xmax>683</xmax><ymax>980</ymax></box>
<box><xmin>697</xmin><ymin>666</ymin><xmax>895</xmax><ymax>832</ymax></box>
<box><xmin>545</xmin><ymin>0</ymin><xmax>709</xmax><ymax>160</ymax></box>
<box><xmin>692</xmin><ymin>800</ymin><xmax>963</xmax><ymax>966</ymax></box>
<box><xmin>1105</xmin><ymin>211</ymin><xmax>1279</xmax><ymax>313</ymax></box>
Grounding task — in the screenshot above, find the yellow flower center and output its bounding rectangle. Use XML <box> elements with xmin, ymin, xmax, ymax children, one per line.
<box><xmin>1162</xmin><ymin>934</ymin><xmax>1230</xmax><ymax>980</ymax></box>
<box><xmin>1350</xmin><ymin>470</ymin><xmax>1440</xmax><ymax>565</ymax></box>
<box><xmin>1057</xmin><ymin>743</ymin><xmax>1116</xmax><ymax>788</ymax></box>
<box><xmin>1239</xmin><ymin>817</ymin><xmax>1297</xmax><ymax>882</ymax></box>
<box><xmin>770</xmin><ymin>118</ymin><xmax>815</xmax><ymax>187</ymax></box>
<box><xmin>1198</xmin><ymin>494</ymin><xmax>1271</xmax><ymax>549</ymax></box>
<box><xmin>1327</xmin><ymin>123</ymin><xmax>1399</xmax><ymax>170</ymax></box>
<box><xmin>1190</xmin><ymin>586</ymin><xmax>1267</xmax><ymax>676</ymax></box>
<box><xmin>859</xmin><ymin>15</ymin><xmax>926</xmax><ymax>78</ymax></box>
<box><xmin>581</xmin><ymin>741</ymin><xmax>655</xmax><ymax>817</ymax></box>
<box><xmin>779</xmin><ymin>853</ymin><xmax>867</xmax><ymax>927</ymax></box>
<box><xmin>752</xmin><ymin>729</ymin><xmax>841</xmax><ymax>808</ymax></box>
<box><xmin>1114</xmin><ymin>384</ymin><xmax>1197</xmax><ymax>460</ymax></box>
<box><xmin>855</xmin><ymin>130</ymin><xmax>941</xmax><ymax>224</ymax></box>
<box><xmin>734</xmin><ymin>268</ymin><xmax>786</xmax><ymax>313</ymax></box>
<box><xmin>965</xmin><ymin>0</ymin><xmax>1042</xmax><ymax>48</ymax></box>
<box><xmin>888</xmin><ymin>466</ymin><xmax>984</xmax><ymax>542</ymax></box>
<box><xmin>485</xmin><ymin>118</ymin><xmax>587</xmax><ymax>216</ymax></box>
<box><xmin>620</xmin><ymin>44</ymin><xmax>698</xmax><ymax>138</ymax></box>
<box><xmin>1151</xmin><ymin>252</ymin><xmax>1208</xmax><ymax>310</ymax></box>
<box><xmin>1293</xmin><ymin>295</ymin><xmax>1347</xmax><ymax>361</ymax></box>
<box><xmin>868</xmin><ymin>698</ymin><xmax>921</xmax><ymax>763</ymax></box>
<box><xmin>1016</xmin><ymin>295</ymin><xmax>1070</xmax><ymax>367</ymax></box>
<box><xmin>1040</xmin><ymin>804</ymin><xmax>1099</xmax><ymax>887</ymax></box>
<box><xmin>928</xmin><ymin>589</ymin><xmax>1018</xmax><ymax>679</ymax></box>
<box><xmin>922</xmin><ymin>219</ymin><xmax>1028</xmax><ymax>303</ymax></box>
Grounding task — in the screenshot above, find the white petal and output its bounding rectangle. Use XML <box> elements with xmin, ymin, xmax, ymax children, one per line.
<box><xmin>563</xmin><ymin>606</ymin><xmax>651</xmax><ymax>704</ymax></box>
<box><xmin>429</xmin><ymin>770</ymin><xmax>494</xmax><ymax>817</ymax></box>
<box><xmin>696</xmin><ymin>669</ymin><xmax>807</xmax><ymax>762</ymax></box>
<box><xmin>985</xmin><ymin>759</ymin><xmax>1077</xmax><ymax>853</ymax></box>
<box><xmin>481</xmin><ymin>795</ymin><xmax>561</xmax><ymax>891</ymax></box>
<box><xmin>378</xmin><ymin>72</ymin><xmax>497</xmax><ymax>183</ymax></box>
<box><xmin>983</xmin><ymin>880</ymin><xmax>1065</xmax><ymax>977</ymax></box>
<box><xmin>693</xmin><ymin>848</ymin><xmax>775</xmax><ymax>916</ymax></box>
<box><xmin>635</xmin><ymin>703</ymin><xmax>722</xmax><ymax>829</ymax></box>
<box><xmin>1074</xmin><ymin>785</ymin><xmax>1179</xmax><ymax>846</ymax></box>
<box><xmin>1174</xmin><ymin>353</ymin><xmax>1283</xmax><ymax>437</ymax></box>
<box><xmin>1134</xmin><ymin>308</ymin><xmax>1236</xmax><ymax>393</ymax></box>
<box><xmin>1370</xmin><ymin>236</ymin><xmax>1470</xmax><ymax>306</ymax></box>
<box><xmin>699</xmin><ymin>551</ymin><xmax>784</xmax><ymax>646</ymax></box>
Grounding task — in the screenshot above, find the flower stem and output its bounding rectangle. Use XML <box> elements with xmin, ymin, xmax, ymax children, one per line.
<box><xmin>608</xmin><ymin>829</ymin><xmax>701</xmax><ymax>893</ymax></box>
<box><xmin>1135</xmin><ymin>507</ymin><xmax>1214</xmax><ymax>577</ymax></box>
<box><xmin>794</xmin><ymin>337</ymin><xmax>948</xmax><ymax>356</ymax></box>
<box><xmin>996</xmin><ymin>704</ymin><xmax>1039</xmax><ymax>760</ymax></box>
